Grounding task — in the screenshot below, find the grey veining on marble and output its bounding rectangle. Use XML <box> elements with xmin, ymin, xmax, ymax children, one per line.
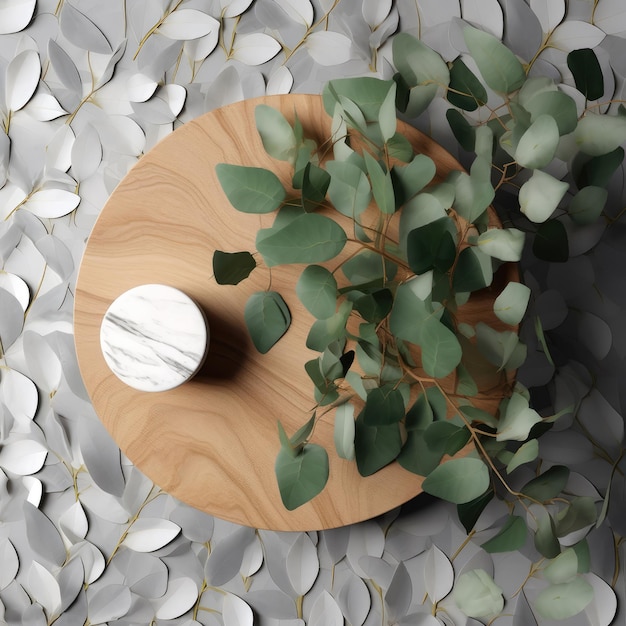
<box><xmin>100</xmin><ymin>284</ymin><xmax>208</xmax><ymax>392</ymax></box>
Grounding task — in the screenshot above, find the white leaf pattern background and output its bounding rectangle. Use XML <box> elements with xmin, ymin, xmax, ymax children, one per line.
<box><xmin>0</xmin><ymin>2</ymin><xmax>622</xmax><ymax>625</ymax></box>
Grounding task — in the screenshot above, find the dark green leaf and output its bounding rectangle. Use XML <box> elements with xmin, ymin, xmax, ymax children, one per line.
<box><xmin>533</xmin><ymin>219</ymin><xmax>569</xmax><ymax>263</ymax></box>
<box><xmin>341</xmin><ymin>249</ymin><xmax>396</xmax><ymax>285</ymax></box>
<box><xmin>362</xmin><ymin>384</ymin><xmax>405</xmax><ymax>427</ymax></box>
<box><xmin>575</xmin><ymin>147</ymin><xmax>624</xmax><ymax>188</ymax></box>
<box><xmin>304</xmin><ymin>358</ymin><xmax>338</xmax><ymax>403</ymax></box>
<box><xmin>447</xmin><ymin>57</ymin><xmax>487</xmax><ymax>111</ymax></box>
<box><xmin>398</xmin><ymin>429</ymin><xmax>443</xmax><ymax>476</ymax></box>
<box><xmin>457</xmin><ymin>490</ymin><xmax>494</xmax><ymax>533</ymax></box>
<box><xmin>353</xmin><ymin>289</ymin><xmax>393</xmax><ymax>323</ymax></box>
<box><xmin>521</xmin><ymin>465</ymin><xmax>569</xmax><ymax>502</ymax></box>
<box><xmin>354</xmin><ymin>411</ymin><xmax>402</xmax><ymax>476</ymax></box>
<box><xmin>422</xmin><ymin>457</ymin><xmax>490</xmax><ymax>504</ymax></box>
<box><xmin>452</xmin><ymin>246</ymin><xmax>493</xmax><ymax>292</ymax></box>
<box><xmin>212</xmin><ymin>250</ymin><xmax>256</xmax><ymax>285</ymax></box>
<box><xmin>447</xmin><ymin>109</ymin><xmax>476</xmax><ymax>152</ymax></box>
<box><xmin>296</xmin><ymin>265</ymin><xmax>337</xmax><ymax>319</ymax></box>
<box><xmin>216</xmin><ymin>163</ymin><xmax>285</xmax><ymax>213</ymax></box>
<box><xmin>535</xmin><ymin>512</ymin><xmax>561</xmax><ymax>559</ymax></box>
<box><xmin>555</xmin><ymin>497</ymin><xmax>597</xmax><ymax>537</ymax></box>
<box><xmin>405</xmin><ymin>393</ymin><xmax>434</xmax><ymax>430</ymax></box>
<box><xmin>290</xmin><ymin>413</ymin><xmax>316</xmax><ymax>448</ymax></box>
<box><xmin>275</xmin><ymin>443</ymin><xmax>329</xmax><ymax>510</ymax></box>
<box><xmin>572</xmin><ymin>540</ymin><xmax>591</xmax><ymax>573</ymax></box>
<box><xmin>423</xmin><ymin>421</ymin><xmax>470</xmax><ymax>456</ymax></box>
<box><xmin>481</xmin><ymin>515</ymin><xmax>527</xmax><ymax>553</ymax></box>
<box><xmin>388</xmin><ymin>283</ymin><xmax>431</xmax><ymax>345</ymax></box>
<box><xmin>386</xmin><ymin>132</ymin><xmax>414</xmax><ymax>162</ymax></box>
<box><xmin>244</xmin><ymin>291</ymin><xmax>291</xmax><ymax>354</ymax></box>
<box><xmin>567</xmin><ymin>48</ymin><xmax>604</xmax><ymax>101</ymax></box>
<box><xmin>406</xmin><ymin>217</ymin><xmax>457</xmax><ymax>274</ymax></box>
<box><xmin>301</xmin><ymin>162</ymin><xmax>330</xmax><ymax>211</ymax></box>
<box><xmin>256</xmin><ymin>213</ymin><xmax>347</xmax><ymax>266</ymax></box>
<box><xmin>323</xmin><ymin>77</ymin><xmax>398</xmax><ymax>122</ymax></box>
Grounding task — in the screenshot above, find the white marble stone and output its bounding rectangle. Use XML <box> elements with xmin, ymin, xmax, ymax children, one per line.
<box><xmin>100</xmin><ymin>284</ymin><xmax>209</xmax><ymax>392</ymax></box>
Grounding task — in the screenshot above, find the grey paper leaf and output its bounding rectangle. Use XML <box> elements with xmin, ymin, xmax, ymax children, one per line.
<box><xmin>23</xmin><ymin>501</ymin><xmax>66</xmax><ymax>567</ymax></box>
<box><xmin>96</xmin><ymin>39</ymin><xmax>128</xmax><ymax>88</ymax></box>
<box><xmin>34</xmin><ymin>235</ymin><xmax>75</xmax><ymax>280</ymax></box>
<box><xmin>336</xmin><ymin>570</ymin><xmax>371</xmax><ymax>626</ymax></box>
<box><xmin>122</xmin><ymin>518</ymin><xmax>181</xmax><ymax>552</ymax></box>
<box><xmin>155</xmin><ymin>577</ymin><xmax>198</xmax><ymax>620</ymax></box>
<box><xmin>70</xmin><ymin>125</ymin><xmax>102</xmax><ymax>181</ymax></box>
<box><xmin>0</xmin><ymin>367</ymin><xmax>37</xmax><ymax>422</ymax></box>
<box><xmin>308</xmin><ymin>590</ymin><xmax>343</xmax><ymax>626</ymax></box>
<box><xmin>50</xmin><ymin>589</ymin><xmax>87</xmax><ymax>626</ymax></box>
<box><xmin>359</xmin><ymin>556</ymin><xmax>394</xmax><ymax>587</ymax></box>
<box><xmin>69</xmin><ymin>541</ymin><xmax>106</xmax><ymax>585</ymax></box>
<box><xmin>0</xmin><ymin>0</ymin><xmax>36</xmax><ymax>34</ymax></box>
<box><xmin>0</xmin><ymin>289</ymin><xmax>24</xmax><ymax>351</ymax></box>
<box><xmin>47</xmin><ymin>39</ymin><xmax>82</xmax><ymax>95</ymax></box>
<box><xmin>346</xmin><ymin>521</ymin><xmax>385</xmax><ymax>578</ymax></box>
<box><xmin>231</xmin><ymin>33</ymin><xmax>281</xmax><ymax>65</ymax></box>
<box><xmin>27</xmin><ymin>561</ymin><xmax>62</xmax><ymax>618</ymax></box>
<box><xmin>578</xmin><ymin>389</ymin><xmax>624</xmax><ymax>449</ymax></box>
<box><xmin>205</xmin><ymin>525</ymin><xmax>255</xmax><ymax>586</ymax></box>
<box><xmin>0</xmin><ymin>539</ymin><xmax>19</xmax><ymax>590</ymax></box>
<box><xmin>385</xmin><ymin>562</ymin><xmax>412</xmax><ymax>623</ymax></box>
<box><xmin>0</xmin><ymin>130</ymin><xmax>9</xmax><ymax>186</ymax></box>
<box><xmin>461</xmin><ymin>0</ymin><xmax>503</xmax><ymax>38</ymax></box>
<box><xmin>499</xmin><ymin>0</ymin><xmax>542</xmax><ymax>61</ymax></box>
<box><xmin>27</xmin><ymin>92</ymin><xmax>67</xmax><ymax>121</ymax></box>
<box><xmin>321</xmin><ymin>526</ymin><xmax>350</xmax><ymax>564</ymax></box>
<box><xmin>170</xmin><ymin>503</ymin><xmax>214</xmax><ymax>543</ymax></box>
<box><xmin>60</xmin><ymin>3</ymin><xmax>112</xmax><ymax>53</ymax></box>
<box><xmin>286</xmin><ymin>533</ymin><xmax>319</xmax><ymax>596</ymax></box>
<box><xmin>256</xmin><ymin>531</ymin><xmax>295</xmax><ymax>594</ymax></box>
<box><xmin>222</xmin><ymin>593</ymin><xmax>254</xmax><ymax>626</ymax></box>
<box><xmin>158</xmin><ymin>9</ymin><xmax>219</xmax><ymax>40</ymax></box>
<box><xmin>57</xmin><ymin>557</ymin><xmax>84</xmax><ymax>614</ymax></box>
<box><xmin>78</xmin><ymin>416</ymin><xmax>125</xmax><ymax>496</ymax></box>
<box><xmin>304</xmin><ymin>31</ymin><xmax>352</xmax><ymax>66</ymax></box>
<box><xmin>88</xmin><ymin>584</ymin><xmax>131</xmax><ymax>624</ymax></box>
<box><xmin>59</xmin><ymin>501</ymin><xmax>88</xmax><ymax>544</ymax></box>
<box><xmin>240</xmin><ymin>535</ymin><xmax>263</xmax><ymax>577</ymax></box>
<box><xmin>385</xmin><ymin>525</ymin><xmax>428</xmax><ymax>561</ymax></box>
<box><xmin>424</xmin><ymin>545</ymin><xmax>454</xmax><ymax>604</ymax></box>
<box><xmin>79</xmin><ymin>476</ymin><xmax>129</xmax><ymax>523</ymax></box>
<box><xmin>5</xmin><ymin>49</ymin><xmax>40</xmax><ymax>112</ymax></box>
<box><xmin>117</xmin><ymin>551</ymin><xmax>168</xmax><ymax>598</ymax></box>
<box><xmin>244</xmin><ymin>589</ymin><xmax>298</xmax><ymax>619</ymax></box>
<box><xmin>21</xmin><ymin>603</ymin><xmax>47</xmax><ymax>626</ymax></box>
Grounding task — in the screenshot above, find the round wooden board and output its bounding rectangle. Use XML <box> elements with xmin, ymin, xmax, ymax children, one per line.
<box><xmin>75</xmin><ymin>94</ymin><xmax>512</xmax><ymax>531</ymax></box>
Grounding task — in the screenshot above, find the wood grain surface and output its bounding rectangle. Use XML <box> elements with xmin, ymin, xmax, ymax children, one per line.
<box><xmin>74</xmin><ymin>94</ymin><xmax>516</xmax><ymax>530</ymax></box>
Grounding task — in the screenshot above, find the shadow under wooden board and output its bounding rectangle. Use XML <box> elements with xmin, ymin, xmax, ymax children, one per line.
<box><xmin>74</xmin><ymin>94</ymin><xmax>516</xmax><ymax>531</ymax></box>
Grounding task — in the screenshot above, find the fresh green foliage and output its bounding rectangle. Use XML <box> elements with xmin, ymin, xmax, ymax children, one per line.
<box><xmin>453</xmin><ymin>569</ymin><xmax>504</xmax><ymax>619</ymax></box>
<box><xmin>212</xmin><ymin>250</ymin><xmax>256</xmax><ymax>285</ymax></box>
<box><xmin>244</xmin><ymin>291</ymin><xmax>291</xmax><ymax>354</ymax></box>
<box><xmin>215</xmin><ymin>163</ymin><xmax>285</xmax><ymax>213</ymax></box>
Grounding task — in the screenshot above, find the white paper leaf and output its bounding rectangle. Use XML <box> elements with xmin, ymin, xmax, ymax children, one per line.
<box><xmin>278</xmin><ymin>0</ymin><xmax>314</xmax><ymax>27</ymax></box>
<box><xmin>59</xmin><ymin>502</ymin><xmax>88</xmax><ymax>544</ymax></box>
<box><xmin>22</xmin><ymin>189</ymin><xmax>80</xmax><ymax>219</ymax></box>
<box><xmin>122</xmin><ymin>518</ymin><xmax>181</xmax><ymax>552</ymax></box>
<box><xmin>117</xmin><ymin>550</ymin><xmax>167</xmax><ymax>598</ymax></box>
<box><xmin>71</xmin><ymin>125</ymin><xmax>102</xmax><ymax>180</ymax></box>
<box><xmin>184</xmin><ymin>30</ymin><xmax>220</xmax><ymax>62</ymax></box>
<box><xmin>0</xmin><ymin>0</ymin><xmax>36</xmax><ymax>34</ymax></box>
<box><xmin>286</xmin><ymin>533</ymin><xmax>319</xmax><ymax>596</ymax></box>
<box><xmin>47</xmin><ymin>39</ymin><xmax>82</xmax><ymax>95</ymax></box>
<box><xmin>222</xmin><ymin>593</ymin><xmax>253</xmax><ymax>626</ymax></box>
<box><xmin>79</xmin><ymin>480</ymin><xmax>129</xmax><ymax>523</ymax></box>
<box><xmin>386</xmin><ymin>562</ymin><xmax>412</xmax><ymax>622</ymax></box>
<box><xmin>592</xmin><ymin>0</ymin><xmax>626</xmax><ymax>35</ymax></box>
<box><xmin>529</xmin><ymin>0</ymin><xmax>565</xmax><ymax>33</ymax></box>
<box><xmin>57</xmin><ymin>557</ymin><xmax>84</xmax><ymax>614</ymax></box>
<box><xmin>24</xmin><ymin>476</ymin><xmax>43</xmax><ymax>506</ymax></box>
<box><xmin>35</xmin><ymin>234</ymin><xmax>75</xmax><ymax>279</ymax></box>
<box><xmin>337</xmin><ymin>571</ymin><xmax>371</xmax><ymax>626</ymax></box>
<box><xmin>159</xmin><ymin>9</ymin><xmax>220</xmax><ymax>40</ymax></box>
<box><xmin>163</xmin><ymin>83</ymin><xmax>186</xmax><ymax>116</ymax></box>
<box><xmin>305</xmin><ymin>31</ymin><xmax>352</xmax><ymax>66</ymax></box>
<box><xmin>46</xmin><ymin>125</ymin><xmax>76</xmax><ymax>173</ymax></box>
<box><xmin>23</xmin><ymin>331</ymin><xmax>62</xmax><ymax>394</ymax></box>
<box><xmin>362</xmin><ymin>0</ymin><xmax>392</xmax><ymax>29</ymax></box>
<box><xmin>461</xmin><ymin>0</ymin><xmax>503</xmax><ymax>38</ymax></box>
<box><xmin>0</xmin><ymin>289</ymin><xmax>24</xmax><ymax>351</ymax></box>
<box><xmin>220</xmin><ymin>0</ymin><xmax>254</xmax><ymax>18</ymax></box>
<box><xmin>0</xmin><ymin>368</ymin><xmax>37</xmax><ymax>421</ymax></box>
<box><xmin>70</xmin><ymin>541</ymin><xmax>106</xmax><ymax>584</ymax></box>
<box><xmin>424</xmin><ymin>545</ymin><xmax>454</xmax><ymax>603</ymax></box>
<box><xmin>128</xmin><ymin>73</ymin><xmax>159</xmax><ymax>103</ymax></box>
<box><xmin>231</xmin><ymin>33</ymin><xmax>281</xmax><ymax>65</ymax></box>
<box><xmin>308</xmin><ymin>590</ymin><xmax>343</xmax><ymax>626</ymax></box>
<box><xmin>24</xmin><ymin>501</ymin><xmax>67</xmax><ymax>567</ymax></box>
<box><xmin>322</xmin><ymin>526</ymin><xmax>350</xmax><ymax>564</ymax></box>
<box><xmin>584</xmin><ymin>573</ymin><xmax>617</xmax><ymax>626</ymax></box>
<box><xmin>5</xmin><ymin>48</ymin><xmax>40</xmax><ymax>112</ymax></box>
<box><xmin>78</xmin><ymin>416</ymin><xmax>125</xmax><ymax>496</ymax></box>
<box><xmin>549</xmin><ymin>21</ymin><xmax>605</xmax><ymax>52</ymax></box>
<box><xmin>266</xmin><ymin>66</ymin><xmax>293</xmax><ymax>95</ymax></box>
<box><xmin>96</xmin><ymin>39</ymin><xmax>128</xmax><ymax>88</ymax></box>
<box><xmin>0</xmin><ymin>439</ymin><xmax>47</xmax><ymax>475</ymax></box>
<box><xmin>0</xmin><ymin>539</ymin><xmax>19</xmax><ymax>590</ymax></box>
<box><xmin>346</xmin><ymin>521</ymin><xmax>385</xmax><ymax>578</ymax></box>
<box><xmin>205</xmin><ymin>525</ymin><xmax>255</xmax><ymax>586</ymax></box>
<box><xmin>28</xmin><ymin>561</ymin><xmax>62</xmax><ymax>618</ymax></box>
<box><xmin>155</xmin><ymin>577</ymin><xmax>198</xmax><ymax>620</ymax></box>
<box><xmin>240</xmin><ymin>536</ymin><xmax>264</xmax><ymax>577</ymax></box>
<box><xmin>60</xmin><ymin>2</ymin><xmax>112</xmax><ymax>53</ymax></box>
<box><xmin>88</xmin><ymin>584</ymin><xmax>131</xmax><ymax>624</ymax></box>
<box><xmin>26</xmin><ymin>93</ymin><xmax>66</xmax><ymax>121</ymax></box>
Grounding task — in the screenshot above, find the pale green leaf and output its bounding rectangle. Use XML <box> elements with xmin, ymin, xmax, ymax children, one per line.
<box><xmin>493</xmin><ymin>282</ymin><xmax>531</xmax><ymax>325</ymax></box>
<box><xmin>476</xmin><ymin>228</ymin><xmax>524</xmax><ymax>262</ymax></box>
<box><xmin>569</xmin><ymin>185</ymin><xmax>608</xmax><ymax>225</ymax></box>
<box><xmin>379</xmin><ymin>81</ymin><xmax>397</xmax><ymax>142</ymax></box>
<box><xmin>420</xmin><ymin>318</ymin><xmax>463</xmax><ymax>379</ymax></box>
<box><xmin>422</xmin><ymin>457</ymin><xmax>490</xmax><ymax>504</ymax></box>
<box><xmin>515</xmin><ymin>114</ymin><xmax>559</xmax><ymax>168</ymax></box>
<box><xmin>453</xmin><ymin>569</ymin><xmax>504</xmax><ymax>619</ymax></box>
<box><xmin>296</xmin><ymin>265</ymin><xmax>337</xmax><ymax>319</ymax></box>
<box><xmin>519</xmin><ymin>169</ymin><xmax>568</xmax><ymax>223</ymax></box>
<box><xmin>497</xmin><ymin>392</ymin><xmax>541</xmax><ymax>442</ymax></box>
<box><xmin>244</xmin><ymin>291</ymin><xmax>291</xmax><ymax>353</ymax></box>
<box><xmin>544</xmin><ymin>548</ymin><xmax>578</xmax><ymax>585</ymax></box>
<box><xmin>255</xmin><ymin>104</ymin><xmax>297</xmax><ymax>162</ymax></box>
<box><xmin>506</xmin><ymin>439</ymin><xmax>539</xmax><ymax>473</ymax></box>
<box><xmin>364</xmin><ymin>151</ymin><xmax>395</xmax><ymax>214</ymax></box>
<box><xmin>574</xmin><ymin>114</ymin><xmax>626</xmax><ymax>156</ymax></box>
<box><xmin>452</xmin><ymin>169</ymin><xmax>494</xmax><ymax>224</ymax></box>
<box><xmin>534</xmin><ymin>577</ymin><xmax>593</xmax><ymax>620</ymax></box>
<box><xmin>392</xmin><ymin>33</ymin><xmax>450</xmax><ymax>87</ymax></box>
<box><xmin>524</xmin><ymin>90</ymin><xmax>578</xmax><ymax>135</ymax></box>
<box><xmin>216</xmin><ymin>163</ymin><xmax>286</xmax><ymax>213</ymax></box>
<box><xmin>475</xmin><ymin>322</ymin><xmax>527</xmax><ymax>370</ymax></box>
<box><xmin>334</xmin><ymin>403</ymin><xmax>355</xmax><ymax>460</ymax></box>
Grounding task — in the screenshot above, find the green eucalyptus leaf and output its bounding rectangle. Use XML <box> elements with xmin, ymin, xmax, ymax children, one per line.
<box><xmin>278</xmin><ymin>420</ymin><xmax>296</xmax><ymax>456</ymax></box>
<box><xmin>533</xmin><ymin>219</ymin><xmax>569</xmax><ymax>262</ymax></box>
<box><xmin>256</xmin><ymin>213</ymin><xmax>347</xmax><ymax>266</ymax></box>
<box><xmin>521</xmin><ymin>465</ymin><xmax>569</xmax><ymax>502</ymax></box>
<box><xmin>275</xmin><ymin>443</ymin><xmax>329</xmax><ymax>510</ymax></box>
<box><xmin>463</xmin><ymin>26</ymin><xmax>526</xmax><ymax>94</ymax></box>
<box><xmin>304</xmin><ymin>359</ymin><xmax>338</xmax><ymax>404</ymax></box>
<box><xmin>524</xmin><ymin>91</ymin><xmax>578</xmax><ymax>135</ymax></box>
<box><xmin>475</xmin><ymin>322</ymin><xmax>527</xmax><ymax>371</ymax></box>
<box><xmin>481</xmin><ymin>515</ymin><xmax>527</xmax><ymax>553</ymax></box>
<box><xmin>398</xmin><ymin>429</ymin><xmax>443</xmax><ymax>476</ymax></box>
<box><xmin>392</xmin><ymin>155</ymin><xmax>437</xmax><ymax>207</ymax></box>
<box><xmin>572</xmin><ymin>541</ymin><xmax>591</xmax><ymax>573</ymax></box>
<box><xmin>447</xmin><ymin>57</ymin><xmax>488</xmax><ymax>111</ymax></box>
<box><xmin>556</xmin><ymin>496</ymin><xmax>598</xmax><ymax>537</ymax></box>
<box><xmin>515</xmin><ymin>114</ymin><xmax>559</xmax><ymax>169</ymax></box>
<box><xmin>457</xmin><ymin>490</ymin><xmax>494</xmax><ymax>533</ymax></box>
<box><xmin>476</xmin><ymin>228</ymin><xmax>524</xmax><ymax>262</ymax></box>
<box><xmin>353</xmin><ymin>289</ymin><xmax>393</xmax><ymax>323</ymax></box>
<box><xmin>519</xmin><ymin>170</ymin><xmax>569</xmax><ymax>223</ymax></box>
<box><xmin>423</xmin><ymin>457</ymin><xmax>490</xmax><ymax>504</ymax></box>
<box><xmin>399</xmin><ymin>193</ymin><xmax>447</xmax><ymax>254</ymax></box>
<box><xmin>212</xmin><ymin>250</ymin><xmax>256</xmax><ymax>285</ymax></box>
<box><xmin>407</xmin><ymin>218</ymin><xmax>457</xmax><ymax>274</ymax></box>
<box><xmin>363</xmin><ymin>384</ymin><xmax>405</xmax><ymax>427</ymax></box>
<box><xmin>506</xmin><ymin>439</ymin><xmax>539</xmax><ymax>473</ymax></box>
<box><xmin>392</xmin><ymin>32</ymin><xmax>450</xmax><ymax>88</ymax></box>
<box><xmin>405</xmin><ymin>393</ymin><xmax>434</xmax><ymax>430</ymax></box>
<box><xmin>341</xmin><ymin>249</ymin><xmax>396</xmax><ymax>285</ymax></box>
<box><xmin>493</xmin><ymin>282</ymin><xmax>531</xmax><ymax>325</ymax></box>
<box><xmin>405</xmin><ymin>84</ymin><xmax>438</xmax><ymax>117</ymax></box>
<box><xmin>337</xmin><ymin>95</ymin><xmax>368</xmax><ymax>134</ymax></box>
<box><xmin>301</xmin><ymin>162</ymin><xmax>330</xmax><ymax>211</ymax></box>
<box><xmin>453</xmin><ymin>570</ymin><xmax>504</xmax><ymax>620</ymax></box>
<box><xmin>326</xmin><ymin>160</ymin><xmax>372</xmax><ymax>218</ymax></box>
<box><xmin>456</xmin><ymin>363</ymin><xmax>478</xmax><ymax>396</ymax></box>
<box><xmin>447</xmin><ymin>109</ymin><xmax>476</xmax><ymax>152</ymax></box>
<box><xmin>323</xmin><ymin>77</ymin><xmax>398</xmax><ymax>122</ymax></box>
<box><xmin>420</xmin><ymin>317</ymin><xmax>463</xmax><ymax>379</ymax></box>
<box><xmin>379</xmin><ymin>81</ymin><xmax>398</xmax><ymax>142</ymax></box>
<box><xmin>255</xmin><ymin>104</ymin><xmax>297</xmax><ymax>162</ymax></box>
<box><xmin>569</xmin><ymin>185</ymin><xmax>608</xmax><ymax>225</ymax></box>
<box><xmin>354</xmin><ymin>411</ymin><xmax>402</xmax><ymax>476</ymax></box>
<box><xmin>334</xmin><ymin>403</ymin><xmax>355</xmax><ymax>460</ymax></box>
<box><xmin>496</xmin><ymin>392</ymin><xmax>542</xmax><ymax>442</ymax></box>
<box><xmin>386</xmin><ymin>132</ymin><xmax>414</xmax><ymax>162</ymax></box>
<box><xmin>567</xmin><ymin>48</ymin><xmax>604</xmax><ymax>101</ymax></box>
<box><xmin>575</xmin><ymin>147</ymin><xmax>624</xmax><ymax>188</ymax></box>
<box><xmin>452</xmin><ymin>169</ymin><xmax>494</xmax><ymax>224</ymax></box>
<box><xmin>423</xmin><ymin>421</ymin><xmax>470</xmax><ymax>456</ymax></box>
<box><xmin>296</xmin><ymin>265</ymin><xmax>337</xmax><ymax>319</ymax></box>
<box><xmin>462</xmin><ymin>405</ymin><xmax>498</xmax><ymax>428</ymax></box>
<box><xmin>544</xmin><ymin>549</ymin><xmax>579</xmax><ymax>585</ymax></box>
<box><xmin>216</xmin><ymin>163</ymin><xmax>286</xmax><ymax>213</ymax></box>
<box><xmin>453</xmin><ymin>247</ymin><xmax>493</xmax><ymax>293</ymax></box>
<box><xmin>534</xmin><ymin>577</ymin><xmax>593</xmax><ymax>620</ymax></box>
<box><xmin>290</xmin><ymin>413</ymin><xmax>316</xmax><ymax>448</ymax></box>
<box><xmin>244</xmin><ymin>291</ymin><xmax>291</xmax><ymax>354</ymax></box>
<box><xmin>306</xmin><ymin>300</ymin><xmax>352</xmax><ymax>351</ymax></box>
<box><xmin>364</xmin><ymin>151</ymin><xmax>395</xmax><ymax>214</ymax></box>
<box><xmin>574</xmin><ymin>114</ymin><xmax>626</xmax><ymax>157</ymax></box>
<box><xmin>293</xmin><ymin>139</ymin><xmax>318</xmax><ymax>189</ymax></box>
<box><xmin>389</xmin><ymin>282</ymin><xmax>431</xmax><ymax>344</ymax></box>
<box><xmin>535</xmin><ymin>512</ymin><xmax>561</xmax><ymax>559</ymax></box>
